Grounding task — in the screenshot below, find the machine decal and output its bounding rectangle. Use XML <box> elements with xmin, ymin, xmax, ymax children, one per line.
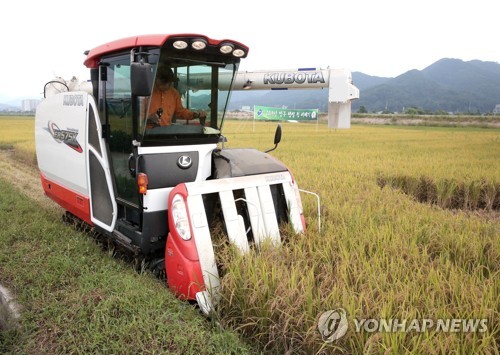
<box><xmin>177</xmin><ymin>155</ymin><xmax>193</xmax><ymax>169</ymax></box>
<box><xmin>263</xmin><ymin>71</ymin><xmax>325</xmax><ymax>85</ymax></box>
<box><xmin>46</xmin><ymin>121</ymin><xmax>83</xmax><ymax>153</ymax></box>
<box><xmin>62</xmin><ymin>94</ymin><xmax>84</xmax><ymax>106</ymax></box>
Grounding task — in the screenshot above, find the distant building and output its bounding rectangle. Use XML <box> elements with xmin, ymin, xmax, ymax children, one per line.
<box><xmin>22</xmin><ymin>99</ymin><xmax>40</xmax><ymax>112</ymax></box>
<box><xmin>493</xmin><ymin>104</ymin><xmax>500</xmax><ymax>115</ymax></box>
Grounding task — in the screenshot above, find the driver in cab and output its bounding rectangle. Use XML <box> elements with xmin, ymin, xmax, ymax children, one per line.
<box><xmin>146</xmin><ymin>66</ymin><xmax>206</xmax><ymax>128</ymax></box>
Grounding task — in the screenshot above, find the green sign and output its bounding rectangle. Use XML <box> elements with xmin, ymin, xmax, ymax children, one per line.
<box><xmin>254</xmin><ymin>105</ymin><xmax>318</xmax><ymax>121</ymax></box>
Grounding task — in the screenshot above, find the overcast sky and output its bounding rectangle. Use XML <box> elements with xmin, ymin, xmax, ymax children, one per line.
<box><xmin>1</xmin><ymin>0</ymin><xmax>498</xmax><ymax>101</ymax></box>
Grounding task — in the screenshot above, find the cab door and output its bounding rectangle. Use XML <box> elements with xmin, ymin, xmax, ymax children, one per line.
<box><xmin>87</xmin><ymin>98</ymin><xmax>117</xmax><ymax>231</ymax></box>
<box><xmin>100</xmin><ymin>53</ymin><xmax>143</xmax><ymax>227</ymax></box>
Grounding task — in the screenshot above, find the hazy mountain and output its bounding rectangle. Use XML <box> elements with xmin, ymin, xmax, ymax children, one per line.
<box><xmin>351</xmin><ymin>72</ymin><xmax>390</xmax><ymax>91</ymax></box>
<box><xmin>0</xmin><ymin>102</ymin><xmax>20</xmax><ymax>111</ymax></box>
<box><xmin>355</xmin><ymin>59</ymin><xmax>500</xmax><ymax>113</ymax></box>
<box><xmin>228</xmin><ymin>59</ymin><xmax>500</xmax><ymax>114</ymax></box>
<box><xmin>0</xmin><ymin>96</ymin><xmax>37</xmax><ymax>111</ymax></box>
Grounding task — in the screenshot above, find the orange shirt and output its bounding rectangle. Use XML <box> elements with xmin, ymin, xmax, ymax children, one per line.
<box><xmin>148</xmin><ymin>87</ymin><xmax>194</xmax><ymax>126</ymax></box>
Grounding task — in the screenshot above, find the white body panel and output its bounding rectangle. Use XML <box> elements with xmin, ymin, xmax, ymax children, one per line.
<box><xmin>327</xmin><ymin>69</ymin><xmax>359</xmax><ymax>129</ymax></box>
<box><xmin>36</xmin><ymin>92</ymin><xmax>117</xmax><ymax>231</ymax></box>
<box><xmin>35</xmin><ymin>92</ymin><xmax>89</xmax><ymax>196</ymax></box>
<box><xmin>328</xmin><ymin>102</ymin><xmax>352</xmax><ymax>129</ymax></box>
<box><xmin>190</xmin><ymin>189</ymin><xmax>221</xmax><ymax>314</ymax></box>
<box><xmin>256</xmin><ymin>184</ymin><xmax>281</xmax><ymax>243</ymax></box>
<box><xmin>219</xmin><ymin>190</ymin><xmax>250</xmax><ymax>253</ymax></box>
<box><xmin>143</xmin><ymin>187</ymin><xmax>174</xmax><ymax>212</ymax></box>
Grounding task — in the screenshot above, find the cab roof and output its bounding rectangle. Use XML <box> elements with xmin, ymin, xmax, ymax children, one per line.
<box><xmin>84</xmin><ymin>34</ymin><xmax>249</xmax><ymax>68</ymax></box>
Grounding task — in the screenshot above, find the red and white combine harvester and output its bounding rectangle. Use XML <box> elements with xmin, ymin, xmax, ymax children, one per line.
<box><xmin>35</xmin><ymin>34</ymin><xmax>358</xmax><ymax>314</ymax></box>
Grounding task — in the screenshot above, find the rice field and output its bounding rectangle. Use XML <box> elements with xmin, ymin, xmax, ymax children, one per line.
<box><xmin>0</xmin><ymin>116</ymin><xmax>36</xmax><ymax>165</ymax></box>
<box><xmin>1</xmin><ymin>116</ymin><xmax>499</xmax><ymax>353</ymax></box>
<box><xmin>217</xmin><ymin>121</ymin><xmax>500</xmax><ymax>353</ymax></box>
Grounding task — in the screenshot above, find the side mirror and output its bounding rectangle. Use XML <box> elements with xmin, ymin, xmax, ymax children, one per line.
<box><xmin>274</xmin><ymin>123</ymin><xmax>282</xmax><ymax>145</ymax></box>
<box><xmin>265</xmin><ymin>124</ymin><xmax>282</xmax><ymax>153</ymax></box>
<box><xmin>219</xmin><ymin>135</ymin><xmax>228</xmax><ymax>149</ymax></box>
<box><xmin>131</xmin><ymin>61</ymin><xmax>153</xmax><ymax>96</ymax></box>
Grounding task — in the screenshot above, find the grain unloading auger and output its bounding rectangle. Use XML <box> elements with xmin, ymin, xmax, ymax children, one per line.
<box><xmin>35</xmin><ymin>34</ymin><xmax>312</xmax><ymax>314</ymax></box>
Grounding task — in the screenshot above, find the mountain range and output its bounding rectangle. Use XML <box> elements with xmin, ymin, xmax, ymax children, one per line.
<box><xmin>0</xmin><ymin>101</ymin><xmax>24</xmax><ymax>111</ymax></box>
<box><xmin>228</xmin><ymin>59</ymin><xmax>500</xmax><ymax>114</ymax></box>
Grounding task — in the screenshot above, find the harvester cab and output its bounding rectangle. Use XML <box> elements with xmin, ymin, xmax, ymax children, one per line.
<box><xmin>35</xmin><ymin>34</ymin><xmax>305</xmax><ymax>314</ymax></box>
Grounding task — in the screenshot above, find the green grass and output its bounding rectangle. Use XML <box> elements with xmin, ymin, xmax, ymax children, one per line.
<box><xmin>0</xmin><ymin>180</ymin><xmax>252</xmax><ymax>354</ymax></box>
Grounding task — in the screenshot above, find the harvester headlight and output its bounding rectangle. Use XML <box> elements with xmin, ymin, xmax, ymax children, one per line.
<box><xmin>191</xmin><ymin>39</ymin><xmax>207</xmax><ymax>50</ymax></box>
<box><xmin>232</xmin><ymin>49</ymin><xmax>245</xmax><ymax>57</ymax></box>
<box><xmin>171</xmin><ymin>194</ymin><xmax>191</xmax><ymax>240</ymax></box>
<box><xmin>219</xmin><ymin>43</ymin><xmax>234</xmax><ymax>54</ymax></box>
<box><xmin>173</xmin><ymin>40</ymin><xmax>188</xmax><ymax>49</ymax></box>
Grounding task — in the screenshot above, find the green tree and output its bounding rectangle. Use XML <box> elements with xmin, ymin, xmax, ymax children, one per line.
<box><xmin>358</xmin><ymin>105</ymin><xmax>367</xmax><ymax>113</ymax></box>
<box><xmin>405</xmin><ymin>106</ymin><xmax>425</xmax><ymax>115</ymax></box>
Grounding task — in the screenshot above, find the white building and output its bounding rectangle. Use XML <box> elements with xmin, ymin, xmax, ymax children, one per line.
<box><xmin>493</xmin><ymin>104</ymin><xmax>500</xmax><ymax>115</ymax></box>
<box><xmin>21</xmin><ymin>99</ymin><xmax>40</xmax><ymax>112</ymax></box>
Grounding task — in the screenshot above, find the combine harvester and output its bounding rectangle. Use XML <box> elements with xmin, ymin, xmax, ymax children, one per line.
<box><xmin>35</xmin><ymin>34</ymin><xmax>358</xmax><ymax>314</ymax></box>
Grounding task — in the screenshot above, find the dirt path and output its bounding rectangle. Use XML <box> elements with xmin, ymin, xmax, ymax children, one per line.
<box><xmin>0</xmin><ymin>150</ymin><xmax>62</xmax><ymax>216</ymax></box>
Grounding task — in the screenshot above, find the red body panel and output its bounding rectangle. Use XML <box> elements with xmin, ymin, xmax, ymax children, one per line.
<box><xmin>84</xmin><ymin>33</ymin><xmax>249</xmax><ymax>68</ymax></box>
<box><xmin>40</xmin><ymin>173</ymin><xmax>92</xmax><ymax>226</ymax></box>
<box><xmin>84</xmin><ymin>34</ymin><xmax>168</xmax><ymax>68</ymax></box>
<box><xmin>165</xmin><ymin>233</ymin><xmax>204</xmax><ymax>300</ymax></box>
<box><xmin>165</xmin><ymin>184</ymin><xmax>204</xmax><ymax>300</ymax></box>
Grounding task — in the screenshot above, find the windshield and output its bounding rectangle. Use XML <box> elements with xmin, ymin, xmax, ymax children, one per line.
<box><xmin>140</xmin><ymin>57</ymin><xmax>239</xmax><ymax>145</ymax></box>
